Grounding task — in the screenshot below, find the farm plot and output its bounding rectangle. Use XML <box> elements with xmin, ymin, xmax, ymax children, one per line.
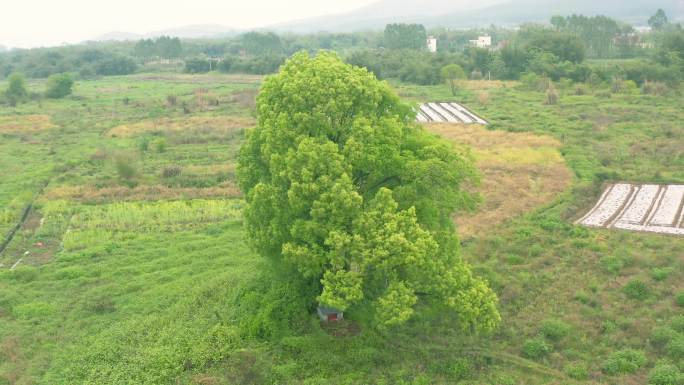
<box><xmin>416</xmin><ymin>102</ymin><xmax>488</xmax><ymax>124</ymax></box>
<box><xmin>577</xmin><ymin>183</ymin><xmax>684</xmax><ymax>236</ymax></box>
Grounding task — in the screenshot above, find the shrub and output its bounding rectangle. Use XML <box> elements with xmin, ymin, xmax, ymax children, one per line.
<box><xmin>540</xmin><ymin>319</ymin><xmax>571</xmax><ymax>341</ymax></box>
<box><xmin>45</xmin><ymin>73</ymin><xmax>74</xmax><ymax>98</ymax></box>
<box><xmin>652</xmin><ymin>267</ymin><xmax>674</xmax><ymax>281</ymax></box>
<box><xmin>600</xmin><ymin>255</ymin><xmax>624</xmax><ymax>275</ymax></box>
<box><xmin>114</xmin><ymin>154</ymin><xmax>137</xmax><ymax>180</ymax></box>
<box><xmin>666</xmin><ymin>336</ymin><xmax>684</xmax><ymax>359</ymax></box>
<box><xmin>671</xmin><ymin>315</ymin><xmax>684</xmax><ymax>333</ymax></box>
<box><xmin>602</xmin><ymin>349</ymin><xmax>647</xmax><ymax>375</ymax></box>
<box><xmin>522</xmin><ymin>337</ymin><xmax>551</xmax><ymax>359</ymax></box>
<box><xmin>623</xmin><ymin>279</ymin><xmax>650</xmax><ymax>300</ymax></box>
<box><xmin>648</xmin><ymin>363</ymin><xmax>684</xmax><ymax>385</ymax></box>
<box><xmin>152</xmin><ymin>137</ymin><xmax>167</xmax><ymax>153</ymax></box>
<box><xmin>565</xmin><ymin>363</ymin><xmax>589</xmax><ymax>380</ymax></box>
<box><xmin>676</xmin><ymin>291</ymin><xmax>684</xmax><ymax>307</ymax></box>
<box><xmin>651</xmin><ymin>326</ymin><xmax>678</xmax><ymax>348</ymax></box>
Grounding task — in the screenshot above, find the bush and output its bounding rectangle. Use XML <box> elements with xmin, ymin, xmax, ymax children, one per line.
<box><xmin>651</xmin><ymin>326</ymin><xmax>678</xmax><ymax>348</ymax></box>
<box><xmin>602</xmin><ymin>349</ymin><xmax>647</xmax><ymax>375</ymax></box>
<box><xmin>152</xmin><ymin>137</ymin><xmax>167</xmax><ymax>153</ymax></box>
<box><xmin>671</xmin><ymin>315</ymin><xmax>684</xmax><ymax>333</ymax></box>
<box><xmin>623</xmin><ymin>279</ymin><xmax>650</xmax><ymax>300</ymax></box>
<box><xmin>648</xmin><ymin>363</ymin><xmax>684</xmax><ymax>385</ymax></box>
<box><xmin>114</xmin><ymin>154</ymin><xmax>137</xmax><ymax>180</ymax></box>
<box><xmin>45</xmin><ymin>73</ymin><xmax>74</xmax><ymax>98</ymax></box>
<box><xmin>540</xmin><ymin>319</ymin><xmax>571</xmax><ymax>341</ymax></box>
<box><xmin>600</xmin><ymin>255</ymin><xmax>624</xmax><ymax>275</ymax></box>
<box><xmin>666</xmin><ymin>336</ymin><xmax>684</xmax><ymax>359</ymax></box>
<box><xmin>652</xmin><ymin>267</ymin><xmax>674</xmax><ymax>281</ymax></box>
<box><xmin>522</xmin><ymin>337</ymin><xmax>551</xmax><ymax>359</ymax></box>
<box><xmin>676</xmin><ymin>291</ymin><xmax>684</xmax><ymax>307</ymax></box>
<box><xmin>565</xmin><ymin>363</ymin><xmax>589</xmax><ymax>380</ymax></box>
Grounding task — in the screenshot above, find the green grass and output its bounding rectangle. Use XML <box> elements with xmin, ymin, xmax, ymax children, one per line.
<box><xmin>0</xmin><ymin>73</ymin><xmax>683</xmax><ymax>384</ymax></box>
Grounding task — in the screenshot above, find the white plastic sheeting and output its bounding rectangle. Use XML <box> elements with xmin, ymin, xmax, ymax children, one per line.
<box><xmin>577</xmin><ymin>183</ymin><xmax>684</xmax><ymax>236</ymax></box>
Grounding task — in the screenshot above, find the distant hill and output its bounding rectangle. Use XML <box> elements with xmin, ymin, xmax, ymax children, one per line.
<box><xmin>274</xmin><ymin>0</ymin><xmax>684</xmax><ymax>32</ymax></box>
<box><xmin>94</xmin><ymin>24</ymin><xmax>237</xmax><ymax>42</ymax></box>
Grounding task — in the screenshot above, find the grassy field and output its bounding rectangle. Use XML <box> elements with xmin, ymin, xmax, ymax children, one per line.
<box><xmin>0</xmin><ymin>73</ymin><xmax>682</xmax><ymax>384</ymax></box>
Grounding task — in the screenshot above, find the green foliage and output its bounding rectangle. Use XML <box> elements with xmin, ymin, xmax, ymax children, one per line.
<box><xmin>623</xmin><ymin>279</ymin><xmax>650</xmax><ymax>300</ymax></box>
<box><xmin>666</xmin><ymin>336</ymin><xmax>684</xmax><ymax>359</ymax></box>
<box><xmin>45</xmin><ymin>72</ymin><xmax>74</xmax><ymax>98</ymax></box>
<box><xmin>184</xmin><ymin>57</ymin><xmax>211</xmax><ymax>74</ymax></box>
<box><xmin>384</xmin><ymin>23</ymin><xmax>427</xmax><ymax>50</ymax></box>
<box><xmin>602</xmin><ymin>349</ymin><xmax>647</xmax><ymax>375</ymax></box>
<box><xmin>540</xmin><ymin>319</ymin><xmax>571</xmax><ymax>341</ymax></box>
<box><xmin>649</xmin><ymin>9</ymin><xmax>670</xmax><ymax>31</ymax></box>
<box><xmin>600</xmin><ymin>255</ymin><xmax>624</xmax><ymax>275</ymax></box>
<box><xmin>652</xmin><ymin>267</ymin><xmax>674</xmax><ymax>281</ymax></box>
<box><xmin>564</xmin><ymin>362</ymin><xmax>589</xmax><ymax>380</ymax></box>
<box><xmin>114</xmin><ymin>153</ymin><xmax>137</xmax><ymax>181</ymax></box>
<box><xmin>651</xmin><ymin>326</ymin><xmax>677</xmax><ymax>348</ymax></box>
<box><xmin>151</xmin><ymin>137</ymin><xmax>167</xmax><ymax>153</ymax></box>
<box><xmin>441</xmin><ymin>64</ymin><xmax>466</xmax><ymax>96</ymax></box>
<box><xmin>676</xmin><ymin>291</ymin><xmax>684</xmax><ymax>307</ymax></box>
<box><xmin>237</xmin><ymin>51</ymin><xmax>497</xmax><ymax>330</ymax></box>
<box><xmin>5</xmin><ymin>72</ymin><xmax>28</xmax><ymax>105</ymax></box>
<box><xmin>648</xmin><ymin>362</ymin><xmax>684</xmax><ymax>385</ymax></box>
<box><xmin>522</xmin><ymin>337</ymin><xmax>551</xmax><ymax>359</ymax></box>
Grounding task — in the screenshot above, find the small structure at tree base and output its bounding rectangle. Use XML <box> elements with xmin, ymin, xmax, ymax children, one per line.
<box><xmin>317</xmin><ymin>306</ymin><xmax>344</xmax><ymax>322</ymax></box>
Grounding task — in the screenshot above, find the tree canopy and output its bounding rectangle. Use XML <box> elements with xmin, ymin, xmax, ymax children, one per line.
<box><xmin>4</xmin><ymin>72</ymin><xmax>27</xmax><ymax>106</ymax></box>
<box><xmin>441</xmin><ymin>64</ymin><xmax>466</xmax><ymax>95</ymax></box>
<box><xmin>237</xmin><ymin>51</ymin><xmax>499</xmax><ymax>330</ymax></box>
<box><xmin>45</xmin><ymin>73</ymin><xmax>74</xmax><ymax>99</ymax></box>
<box><xmin>384</xmin><ymin>23</ymin><xmax>427</xmax><ymax>50</ymax></box>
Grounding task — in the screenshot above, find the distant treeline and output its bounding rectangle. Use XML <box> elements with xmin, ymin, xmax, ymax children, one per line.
<box><xmin>0</xmin><ymin>11</ymin><xmax>682</xmax><ymax>88</ymax></box>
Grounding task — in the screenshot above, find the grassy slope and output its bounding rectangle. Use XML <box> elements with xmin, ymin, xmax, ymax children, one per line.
<box><xmin>0</xmin><ymin>74</ymin><xmax>682</xmax><ymax>385</ymax></box>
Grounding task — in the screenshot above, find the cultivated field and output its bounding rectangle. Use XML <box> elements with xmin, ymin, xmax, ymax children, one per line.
<box><xmin>416</xmin><ymin>102</ymin><xmax>488</xmax><ymax>124</ymax></box>
<box><xmin>578</xmin><ymin>183</ymin><xmax>684</xmax><ymax>236</ymax></box>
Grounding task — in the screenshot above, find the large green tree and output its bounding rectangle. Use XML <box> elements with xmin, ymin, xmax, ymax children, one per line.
<box><xmin>237</xmin><ymin>51</ymin><xmax>499</xmax><ymax>331</ymax></box>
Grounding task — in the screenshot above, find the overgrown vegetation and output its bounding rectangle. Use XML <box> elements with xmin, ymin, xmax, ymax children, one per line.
<box><xmin>0</xmin><ymin>12</ymin><xmax>683</xmax><ymax>382</ymax></box>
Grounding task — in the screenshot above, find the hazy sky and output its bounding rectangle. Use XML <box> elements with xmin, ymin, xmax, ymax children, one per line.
<box><xmin>1</xmin><ymin>0</ymin><xmax>377</xmax><ymax>48</ymax></box>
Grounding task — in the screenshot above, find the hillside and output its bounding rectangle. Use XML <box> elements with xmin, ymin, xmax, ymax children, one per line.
<box><xmin>275</xmin><ymin>0</ymin><xmax>684</xmax><ymax>32</ymax></box>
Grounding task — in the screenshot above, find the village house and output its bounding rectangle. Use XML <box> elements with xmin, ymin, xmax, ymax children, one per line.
<box><xmin>470</xmin><ymin>35</ymin><xmax>492</xmax><ymax>48</ymax></box>
<box><xmin>426</xmin><ymin>36</ymin><xmax>437</xmax><ymax>53</ymax></box>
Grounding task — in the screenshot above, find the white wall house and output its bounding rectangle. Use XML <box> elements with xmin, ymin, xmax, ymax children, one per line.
<box><xmin>426</xmin><ymin>36</ymin><xmax>437</xmax><ymax>53</ymax></box>
<box><xmin>469</xmin><ymin>35</ymin><xmax>492</xmax><ymax>48</ymax></box>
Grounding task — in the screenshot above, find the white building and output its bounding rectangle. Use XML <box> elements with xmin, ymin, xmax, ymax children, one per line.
<box><xmin>470</xmin><ymin>35</ymin><xmax>492</xmax><ymax>48</ymax></box>
<box><xmin>426</xmin><ymin>36</ymin><xmax>437</xmax><ymax>53</ymax></box>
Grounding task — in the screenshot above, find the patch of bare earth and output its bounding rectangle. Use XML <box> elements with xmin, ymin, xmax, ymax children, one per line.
<box><xmin>427</xmin><ymin>123</ymin><xmax>572</xmax><ymax>238</ymax></box>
